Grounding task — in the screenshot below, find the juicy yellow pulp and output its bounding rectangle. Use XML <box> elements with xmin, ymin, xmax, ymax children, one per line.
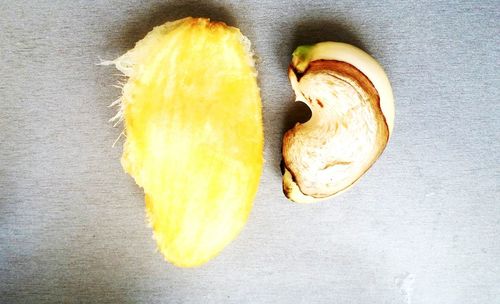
<box><xmin>113</xmin><ymin>18</ymin><xmax>263</xmax><ymax>267</ymax></box>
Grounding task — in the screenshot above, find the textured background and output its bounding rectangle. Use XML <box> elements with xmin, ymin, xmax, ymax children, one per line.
<box><xmin>1</xmin><ymin>1</ymin><xmax>499</xmax><ymax>303</ymax></box>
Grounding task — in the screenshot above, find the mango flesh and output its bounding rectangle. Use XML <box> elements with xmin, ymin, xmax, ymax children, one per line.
<box><xmin>112</xmin><ymin>18</ymin><xmax>263</xmax><ymax>267</ymax></box>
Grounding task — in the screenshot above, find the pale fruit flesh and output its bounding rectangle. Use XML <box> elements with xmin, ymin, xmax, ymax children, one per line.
<box><xmin>282</xmin><ymin>42</ymin><xmax>394</xmax><ymax>203</ymax></box>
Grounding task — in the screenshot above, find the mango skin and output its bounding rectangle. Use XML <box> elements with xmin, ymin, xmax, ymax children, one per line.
<box><xmin>112</xmin><ymin>18</ymin><xmax>263</xmax><ymax>267</ymax></box>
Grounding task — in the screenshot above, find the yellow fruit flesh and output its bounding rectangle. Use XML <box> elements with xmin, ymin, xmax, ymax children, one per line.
<box><xmin>114</xmin><ymin>18</ymin><xmax>263</xmax><ymax>267</ymax></box>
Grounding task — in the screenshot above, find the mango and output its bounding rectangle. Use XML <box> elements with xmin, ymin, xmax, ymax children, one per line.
<box><xmin>107</xmin><ymin>17</ymin><xmax>263</xmax><ymax>267</ymax></box>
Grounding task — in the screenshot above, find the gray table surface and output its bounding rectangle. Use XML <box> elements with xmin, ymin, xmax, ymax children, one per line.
<box><xmin>1</xmin><ymin>1</ymin><xmax>499</xmax><ymax>303</ymax></box>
